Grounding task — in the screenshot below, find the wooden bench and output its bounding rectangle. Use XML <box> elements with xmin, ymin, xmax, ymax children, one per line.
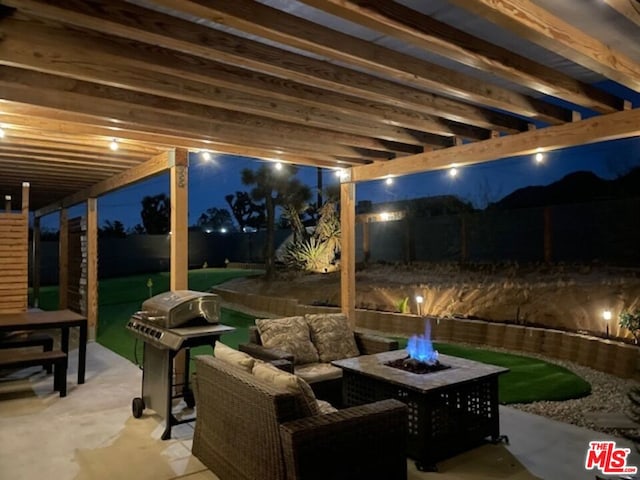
<box><xmin>0</xmin><ymin>333</ymin><xmax>54</xmax><ymax>373</ymax></box>
<box><xmin>0</xmin><ymin>350</ymin><xmax>67</xmax><ymax>397</ymax></box>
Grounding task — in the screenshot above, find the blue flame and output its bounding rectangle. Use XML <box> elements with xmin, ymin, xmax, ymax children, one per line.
<box><xmin>407</xmin><ymin>321</ymin><xmax>439</xmax><ymax>364</ymax></box>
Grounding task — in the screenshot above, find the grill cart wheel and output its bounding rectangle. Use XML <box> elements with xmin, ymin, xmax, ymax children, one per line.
<box><xmin>184</xmin><ymin>389</ymin><xmax>195</xmax><ymax>409</ymax></box>
<box><xmin>132</xmin><ymin>397</ymin><xmax>145</xmax><ymax>418</ymax></box>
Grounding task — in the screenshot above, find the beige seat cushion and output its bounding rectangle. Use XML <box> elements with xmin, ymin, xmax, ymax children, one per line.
<box><xmin>294</xmin><ymin>363</ymin><xmax>343</xmax><ymax>384</ymax></box>
<box><xmin>256</xmin><ymin>316</ymin><xmax>319</xmax><ymax>365</ymax></box>
<box><xmin>252</xmin><ymin>361</ymin><xmax>319</xmax><ymax>416</ymax></box>
<box><xmin>305</xmin><ymin>313</ymin><xmax>359</xmax><ymax>362</ymax></box>
<box><xmin>214</xmin><ymin>342</ymin><xmax>255</xmax><ymax>373</ymax></box>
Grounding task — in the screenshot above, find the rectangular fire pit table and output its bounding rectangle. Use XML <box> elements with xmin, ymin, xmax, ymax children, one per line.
<box><xmin>332</xmin><ymin>349</ymin><xmax>509</xmax><ymax>470</ymax></box>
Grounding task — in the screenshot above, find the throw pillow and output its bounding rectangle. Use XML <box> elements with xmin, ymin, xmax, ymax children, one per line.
<box><xmin>214</xmin><ymin>342</ymin><xmax>255</xmax><ymax>373</ymax></box>
<box><xmin>252</xmin><ymin>361</ymin><xmax>320</xmax><ymax>416</ymax></box>
<box><xmin>305</xmin><ymin>313</ymin><xmax>359</xmax><ymax>362</ymax></box>
<box><xmin>256</xmin><ymin>316</ymin><xmax>319</xmax><ymax>365</ymax></box>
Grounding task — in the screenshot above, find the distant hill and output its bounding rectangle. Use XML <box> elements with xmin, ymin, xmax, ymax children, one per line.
<box><xmin>489</xmin><ymin>167</ymin><xmax>640</xmax><ymax>210</ymax></box>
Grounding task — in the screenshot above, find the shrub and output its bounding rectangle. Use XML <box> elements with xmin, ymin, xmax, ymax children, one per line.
<box><xmin>619</xmin><ymin>310</ymin><xmax>640</xmax><ymax>344</ymax></box>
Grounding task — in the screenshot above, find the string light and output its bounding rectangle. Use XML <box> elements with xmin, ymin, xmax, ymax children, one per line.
<box><xmin>109</xmin><ymin>138</ymin><xmax>119</xmax><ymax>151</ymax></box>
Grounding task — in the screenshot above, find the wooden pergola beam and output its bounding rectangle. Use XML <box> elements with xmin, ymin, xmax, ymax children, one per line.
<box><xmin>35</xmin><ymin>150</ymin><xmax>177</xmax><ymax>217</ymax></box>
<box><xmin>0</xmin><ymin>72</ymin><xmax>414</xmax><ymax>159</ymax></box>
<box><xmin>448</xmin><ymin>0</ymin><xmax>640</xmax><ymax>92</ymax></box>
<box><xmin>298</xmin><ymin>0</ymin><xmax>624</xmax><ymax>114</ymax></box>
<box><xmin>1</xmin><ymin>111</ymin><xmax>358</xmax><ymax>169</ymax></box>
<box><xmin>152</xmin><ymin>0</ymin><xmax>575</xmax><ymax>123</ymax></box>
<box><xmin>0</xmin><ymin>19</ymin><xmax>492</xmax><ymax>141</ymax></box>
<box><xmin>351</xmin><ymin>108</ymin><xmax>640</xmax><ymax>182</ymax></box>
<box><xmin>603</xmin><ymin>0</ymin><xmax>640</xmax><ymax>27</ymax></box>
<box><xmin>0</xmin><ymin>1</ymin><xmax>528</xmax><ymax>133</ymax></box>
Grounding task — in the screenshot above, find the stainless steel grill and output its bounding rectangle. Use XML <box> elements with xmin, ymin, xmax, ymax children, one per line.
<box><xmin>126</xmin><ymin>290</ymin><xmax>234</xmax><ymax>439</ymax></box>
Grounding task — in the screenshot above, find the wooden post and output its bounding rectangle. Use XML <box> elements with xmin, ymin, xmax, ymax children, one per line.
<box><xmin>340</xmin><ymin>179</ymin><xmax>356</xmax><ymax>327</ymax></box>
<box><xmin>4</xmin><ymin>195</ymin><xmax>11</xmax><ymax>212</ymax></box>
<box><xmin>21</xmin><ymin>183</ymin><xmax>29</xmax><ymax>217</ymax></box>
<box><xmin>32</xmin><ymin>215</ymin><xmax>41</xmax><ymax>308</ymax></box>
<box><xmin>59</xmin><ymin>208</ymin><xmax>69</xmax><ymax>309</ymax></box>
<box><xmin>170</xmin><ymin>149</ymin><xmax>189</xmax><ymax>393</ymax></box>
<box><xmin>87</xmin><ymin>198</ymin><xmax>98</xmax><ymax>339</ymax></box>
<box><xmin>543</xmin><ymin>206</ymin><xmax>552</xmax><ymax>263</ymax></box>
<box><xmin>170</xmin><ymin>149</ymin><xmax>189</xmax><ymax>291</ymax></box>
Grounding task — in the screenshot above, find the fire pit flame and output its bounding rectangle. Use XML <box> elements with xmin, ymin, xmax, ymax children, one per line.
<box><xmin>406</xmin><ymin>322</ymin><xmax>438</xmax><ymax>365</ymax></box>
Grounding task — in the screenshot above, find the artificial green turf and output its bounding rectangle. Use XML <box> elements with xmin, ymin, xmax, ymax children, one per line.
<box><xmin>395</xmin><ymin>337</ymin><xmax>592</xmax><ymax>404</ymax></box>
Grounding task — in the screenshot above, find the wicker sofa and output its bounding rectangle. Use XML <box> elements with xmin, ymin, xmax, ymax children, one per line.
<box><xmin>192</xmin><ymin>354</ymin><xmax>408</xmax><ymax>480</ymax></box>
<box><xmin>239</xmin><ymin>313</ymin><xmax>399</xmax><ymax>406</ymax></box>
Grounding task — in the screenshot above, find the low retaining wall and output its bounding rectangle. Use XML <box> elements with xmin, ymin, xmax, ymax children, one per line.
<box><xmin>212</xmin><ymin>287</ymin><xmax>640</xmax><ymax>379</ymax></box>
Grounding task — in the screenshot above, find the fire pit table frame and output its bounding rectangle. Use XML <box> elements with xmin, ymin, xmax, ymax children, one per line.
<box><xmin>332</xmin><ymin>350</ymin><xmax>509</xmax><ymax>470</ymax></box>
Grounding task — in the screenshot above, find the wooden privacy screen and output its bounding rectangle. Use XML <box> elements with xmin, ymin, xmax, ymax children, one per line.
<box><xmin>67</xmin><ymin>216</ymin><xmax>87</xmax><ymax>315</ymax></box>
<box><xmin>0</xmin><ymin>184</ymin><xmax>29</xmax><ymax>313</ymax></box>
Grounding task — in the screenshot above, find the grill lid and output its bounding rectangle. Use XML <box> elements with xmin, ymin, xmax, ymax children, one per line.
<box><xmin>140</xmin><ymin>290</ymin><xmax>220</xmax><ymax>328</ymax></box>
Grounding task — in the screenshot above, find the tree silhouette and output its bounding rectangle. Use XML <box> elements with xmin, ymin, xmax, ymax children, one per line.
<box><xmin>140</xmin><ymin>193</ymin><xmax>170</xmax><ymax>234</ymax></box>
<box><xmin>224</xmin><ymin>191</ymin><xmax>265</xmax><ymax>232</ymax></box>
<box><xmin>99</xmin><ymin>219</ymin><xmax>127</xmax><ymax>238</ymax></box>
<box><xmin>241</xmin><ymin>164</ymin><xmax>311</xmax><ymax>279</ymax></box>
<box><xmin>196</xmin><ymin>207</ymin><xmax>234</xmax><ymax>232</ymax></box>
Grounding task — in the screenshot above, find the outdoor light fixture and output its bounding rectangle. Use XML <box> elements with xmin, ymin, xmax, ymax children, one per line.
<box><xmin>416</xmin><ymin>295</ymin><xmax>424</xmax><ymax>316</ymax></box>
<box><xmin>109</xmin><ymin>138</ymin><xmax>119</xmax><ymax>151</ymax></box>
<box><xmin>603</xmin><ymin>309</ymin><xmax>612</xmax><ymax>338</ymax></box>
<box><xmin>385</xmin><ymin>177</ymin><xmax>393</xmax><ymax>185</ymax></box>
<box><xmin>201</xmin><ymin>151</ymin><xmax>211</xmax><ymax>161</ymax></box>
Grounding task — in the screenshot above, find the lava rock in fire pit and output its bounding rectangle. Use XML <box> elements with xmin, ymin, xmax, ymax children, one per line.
<box><xmin>386</xmin><ymin>356</ymin><xmax>451</xmax><ymax>374</ymax></box>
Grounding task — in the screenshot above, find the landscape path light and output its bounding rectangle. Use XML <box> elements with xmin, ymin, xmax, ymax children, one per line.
<box><xmin>416</xmin><ymin>295</ymin><xmax>424</xmax><ymax>317</ymax></box>
<box><xmin>603</xmin><ymin>309</ymin><xmax>612</xmax><ymax>338</ymax></box>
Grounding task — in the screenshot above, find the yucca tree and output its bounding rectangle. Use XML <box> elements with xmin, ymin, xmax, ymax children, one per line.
<box><xmin>241</xmin><ymin>164</ymin><xmax>311</xmax><ymax>279</ymax></box>
<box><xmin>283</xmin><ymin>185</ymin><xmax>341</xmax><ymax>273</ymax></box>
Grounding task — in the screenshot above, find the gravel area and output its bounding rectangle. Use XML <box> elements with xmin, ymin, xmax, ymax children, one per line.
<box><xmin>493</xmin><ymin>346</ymin><xmax>640</xmax><ymax>440</ymax></box>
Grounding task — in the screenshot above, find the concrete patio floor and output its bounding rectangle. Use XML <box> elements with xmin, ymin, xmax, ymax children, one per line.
<box><xmin>0</xmin><ymin>342</ymin><xmax>638</xmax><ymax>480</ymax></box>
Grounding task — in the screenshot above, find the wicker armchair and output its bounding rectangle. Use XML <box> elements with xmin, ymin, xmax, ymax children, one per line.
<box><xmin>239</xmin><ymin>325</ymin><xmax>399</xmax><ymax>405</ymax></box>
<box><xmin>192</xmin><ymin>355</ymin><xmax>408</xmax><ymax>480</ymax></box>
